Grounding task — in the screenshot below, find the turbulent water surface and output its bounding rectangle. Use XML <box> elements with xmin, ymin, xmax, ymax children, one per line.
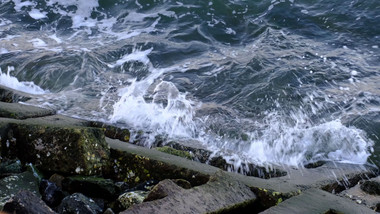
<box><xmin>0</xmin><ymin>0</ymin><xmax>379</xmax><ymax>170</ymax></box>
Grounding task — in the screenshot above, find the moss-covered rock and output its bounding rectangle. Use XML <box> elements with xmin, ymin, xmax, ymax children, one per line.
<box><xmin>5</xmin><ymin>123</ymin><xmax>110</xmax><ymax>176</ymax></box>
<box><xmin>106</xmin><ymin>148</ymin><xmax>209</xmax><ymax>187</ymax></box>
<box><xmin>118</xmin><ymin>191</ymin><xmax>148</xmax><ymax>210</ymax></box>
<box><xmin>155</xmin><ymin>146</ymin><xmax>194</xmax><ymax>160</ymax></box>
<box><xmin>90</xmin><ymin>121</ymin><xmax>130</xmax><ymax>143</ymax></box>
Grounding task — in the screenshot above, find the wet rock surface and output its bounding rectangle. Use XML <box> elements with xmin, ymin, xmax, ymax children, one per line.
<box><xmin>339</xmin><ymin>176</ymin><xmax>380</xmax><ymax>211</ymax></box>
<box><xmin>4</xmin><ymin>123</ymin><xmax>110</xmax><ymax>176</ymax></box>
<box><xmin>0</xmin><ymin>102</ymin><xmax>55</xmax><ymax>119</ymax></box>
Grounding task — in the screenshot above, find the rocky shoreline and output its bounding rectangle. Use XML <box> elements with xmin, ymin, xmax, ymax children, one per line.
<box><xmin>0</xmin><ymin>85</ymin><xmax>379</xmax><ymax>214</ymax></box>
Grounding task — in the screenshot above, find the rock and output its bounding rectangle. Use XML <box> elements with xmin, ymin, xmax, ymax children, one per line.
<box><xmin>118</xmin><ymin>191</ymin><xmax>148</xmax><ymax>210</ymax></box>
<box><xmin>361</xmin><ymin>180</ymin><xmax>380</xmax><ymax>195</ymax></box>
<box><xmin>0</xmin><ymin>102</ymin><xmax>55</xmax><ymax>119</ymax></box>
<box><xmin>103</xmin><ymin>208</ymin><xmax>116</xmax><ymax>214</ymax></box>
<box><xmin>90</xmin><ymin>121</ymin><xmax>130</xmax><ymax>143</ymax></box>
<box><xmin>5</xmin><ymin>123</ymin><xmax>110</xmax><ymax>176</ymax></box>
<box><xmin>0</xmin><ymin>171</ymin><xmax>40</xmax><ymax>209</ymax></box>
<box><xmin>39</xmin><ymin>179</ymin><xmax>65</xmax><ymax>208</ymax></box>
<box><xmin>172</xmin><ymin>179</ymin><xmax>191</xmax><ymax>189</ymax></box>
<box><xmin>106</xmin><ymin>141</ymin><xmax>210</xmax><ymax>187</ymax></box>
<box><xmin>0</xmin><ymin>85</ymin><xmax>31</xmax><ymax>103</ymax></box>
<box><xmin>375</xmin><ymin>202</ymin><xmax>380</xmax><ymax>212</ymax></box>
<box><xmin>143</xmin><ymin>180</ymin><xmax>176</xmax><ymax>202</ymax></box>
<box><xmin>260</xmin><ymin>188</ymin><xmax>376</xmax><ymax>214</ymax></box>
<box><xmin>155</xmin><ymin>146</ymin><xmax>194</xmax><ymax>160</ymax></box>
<box><xmin>208</xmin><ymin>156</ymin><xmax>227</xmax><ymax>169</ymax></box>
<box><xmin>127</xmin><ymin>180</ymin><xmax>159</xmax><ymax>192</ymax></box>
<box><xmin>26</xmin><ymin>163</ymin><xmax>44</xmax><ymax>183</ymax></box>
<box><xmin>165</xmin><ymin>140</ymin><xmax>211</xmax><ymax>163</ymax></box>
<box><xmin>0</xmin><ymin>159</ymin><xmax>22</xmax><ymax>177</ymax></box>
<box><xmin>121</xmin><ymin>171</ymin><xmax>256</xmax><ymax>214</ymax></box>
<box><xmin>2</xmin><ymin>190</ymin><xmax>56</xmax><ymax>214</ymax></box>
<box><xmin>58</xmin><ymin>193</ymin><xmax>102</xmax><ymax>214</ymax></box>
<box><xmin>115</xmin><ymin>181</ymin><xmax>130</xmax><ymax>193</ymax></box>
<box><xmin>339</xmin><ymin>177</ymin><xmax>380</xmax><ymax>211</ymax></box>
<box><xmin>62</xmin><ymin>176</ymin><xmax>118</xmax><ymax>200</ymax></box>
<box><xmin>49</xmin><ymin>173</ymin><xmax>65</xmax><ymax>189</ymax></box>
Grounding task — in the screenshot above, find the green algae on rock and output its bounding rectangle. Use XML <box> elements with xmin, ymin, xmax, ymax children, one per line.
<box><xmin>5</xmin><ymin>123</ymin><xmax>110</xmax><ymax>176</ymax></box>
<box><xmin>155</xmin><ymin>146</ymin><xmax>194</xmax><ymax>160</ymax></box>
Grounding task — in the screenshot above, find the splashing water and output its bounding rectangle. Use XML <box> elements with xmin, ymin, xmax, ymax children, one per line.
<box><xmin>0</xmin><ymin>0</ymin><xmax>378</xmax><ymax>169</ymax></box>
<box><xmin>0</xmin><ymin>66</ymin><xmax>47</xmax><ymax>95</ymax></box>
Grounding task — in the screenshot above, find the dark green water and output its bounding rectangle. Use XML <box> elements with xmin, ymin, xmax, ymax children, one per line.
<box><xmin>0</xmin><ymin>0</ymin><xmax>379</xmax><ymax>168</ymax></box>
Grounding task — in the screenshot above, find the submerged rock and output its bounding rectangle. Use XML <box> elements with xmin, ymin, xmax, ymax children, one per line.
<box><xmin>0</xmin><ymin>171</ymin><xmax>40</xmax><ymax>209</ymax></box>
<box><xmin>58</xmin><ymin>193</ymin><xmax>102</xmax><ymax>214</ymax></box>
<box><xmin>3</xmin><ymin>190</ymin><xmax>56</xmax><ymax>214</ymax></box>
<box><xmin>5</xmin><ymin>124</ymin><xmax>110</xmax><ymax>176</ymax></box>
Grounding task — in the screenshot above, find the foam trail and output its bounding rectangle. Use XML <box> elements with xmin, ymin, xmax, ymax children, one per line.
<box><xmin>0</xmin><ymin>67</ymin><xmax>47</xmax><ymax>95</ymax></box>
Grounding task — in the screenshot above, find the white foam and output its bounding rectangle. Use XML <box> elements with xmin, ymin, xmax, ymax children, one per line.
<box><xmin>0</xmin><ymin>67</ymin><xmax>47</xmax><ymax>95</ymax></box>
<box><xmin>12</xmin><ymin>0</ymin><xmax>35</xmax><ymax>12</ymax></box>
<box><xmin>28</xmin><ymin>9</ymin><xmax>47</xmax><ymax>19</ymax></box>
<box><xmin>108</xmin><ymin>48</ymin><xmax>153</xmax><ymax>68</ymax></box>
<box><xmin>48</xmin><ymin>34</ymin><xmax>62</xmax><ymax>44</ymax></box>
<box><xmin>29</xmin><ymin>38</ymin><xmax>47</xmax><ymax>47</ymax></box>
<box><xmin>207</xmin><ymin>110</ymin><xmax>374</xmax><ymax>167</ymax></box>
<box><xmin>0</xmin><ymin>48</ymin><xmax>9</xmax><ymax>54</ymax></box>
<box><xmin>111</xmin><ymin>80</ymin><xmax>197</xmax><ymax>140</ymax></box>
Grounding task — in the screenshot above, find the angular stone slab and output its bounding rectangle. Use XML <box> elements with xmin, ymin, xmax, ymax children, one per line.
<box><xmin>121</xmin><ymin>171</ymin><xmax>256</xmax><ymax>214</ymax></box>
<box><xmin>5</xmin><ymin>123</ymin><xmax>110</xmax><ymax>176</ymax></box>
<box><xmin>106</xmin><ymin>138</ymin><xmax>216</xmax><ymax>187</ymax></box>
<box><xmin>260</xmin><ymin>188</ymin><xmax>376</xmax><ymax>214</ymax></box>
<box><xmin>0</xmin><ymin>102</ymin><xmax>55</xmax><ymax>119</ymax></box>
<box><xmin>25</xmin><ymin>115</ymin><xmax>90</xmax><ymax>127</ymax></box>
<box><xmin>3</xmin><ymin>190</ymin><xmax>56</xmax><ymax>214</ymax></box>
